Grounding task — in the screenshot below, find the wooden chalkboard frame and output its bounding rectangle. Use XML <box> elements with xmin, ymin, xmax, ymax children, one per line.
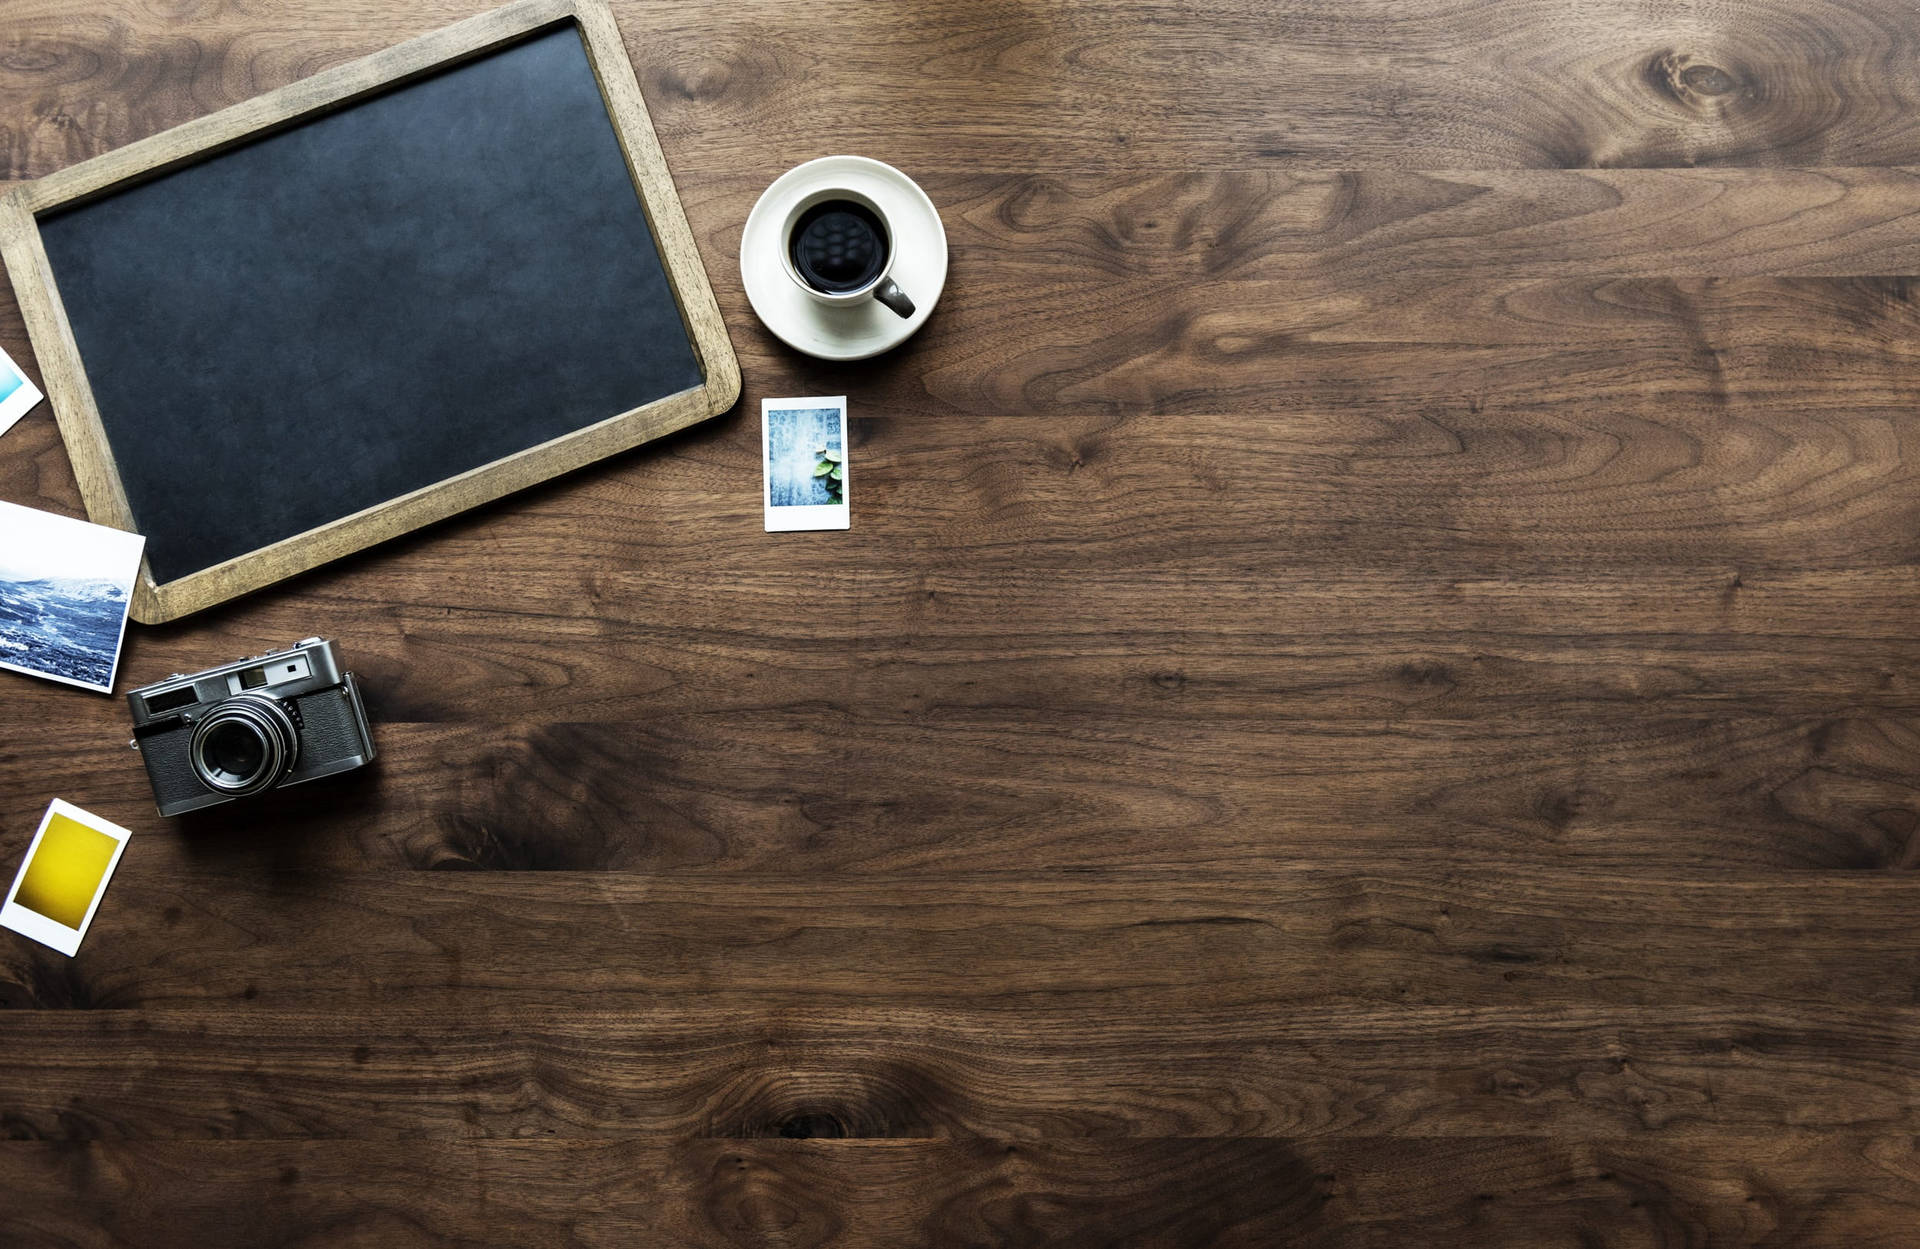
<box><xmin>0</xmin><ymin>0</ymin><xmax>739</xmax><ymax>625</ymax></box>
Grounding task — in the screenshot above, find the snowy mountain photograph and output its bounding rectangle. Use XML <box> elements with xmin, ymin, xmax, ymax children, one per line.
<box><xmin>0</xmin><ymin>500</ymin><xmax>144</xmax><ymax>694</ymax></box>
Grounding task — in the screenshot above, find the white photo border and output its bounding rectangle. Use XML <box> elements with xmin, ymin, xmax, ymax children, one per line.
<box><xmin>0</xmin><ymin>798</ymin><xmax>134</xmax><ymax>957</ymax></box>
<box><xmin>762</xmin><ymin>395</ymin><xmax>851</xmax><ymax>532</ymax></box>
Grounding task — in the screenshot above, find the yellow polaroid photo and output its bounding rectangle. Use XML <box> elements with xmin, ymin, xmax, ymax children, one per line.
<box><xmin>0</xmin><ymin>799</ymin><xmax>132</xmax><ymax>956</ymax></box>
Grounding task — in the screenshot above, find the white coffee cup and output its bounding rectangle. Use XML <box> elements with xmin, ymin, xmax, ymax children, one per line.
<box><xmin>778</xmin><ymin>185</ymin><xmax>915</xmax><ymax>318</ymax></box>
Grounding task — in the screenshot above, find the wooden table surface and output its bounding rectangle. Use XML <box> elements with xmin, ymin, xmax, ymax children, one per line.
<box><xmin>4</xmin><ymin>0</ymin><xmax>1920</xmax><ymax>1244</ymax></box>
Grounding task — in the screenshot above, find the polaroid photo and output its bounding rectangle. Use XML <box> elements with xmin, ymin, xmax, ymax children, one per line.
<box><xmin>763</xmin><ymin>396</ymin><xmax>850</xmax><ymax>532</ymax></box>
<box><xmin>0</xmin><ymin>346</ymin><xmax>44</xmax><ymax>438</ymax></box>
<box><xmin>0</xmin><ymin>799</ymin><xmax>133</xmax><ymax>956</ymax></box>
<box><xmin>0</xmin><ymin>500</ymin><xmax>145</xmax><ymax>694</ymax></box>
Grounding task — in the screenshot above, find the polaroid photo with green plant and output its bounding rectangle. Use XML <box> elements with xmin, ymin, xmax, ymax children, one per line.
<box><xmin>763</xmin><ymin>395</ymin><xmax>849</xmax><ymax>532</ymax></box>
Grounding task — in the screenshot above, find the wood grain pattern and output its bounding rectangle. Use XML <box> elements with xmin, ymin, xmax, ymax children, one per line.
<box><xmin>8</xmin><ymin>0</ymin><xmax>1920</xmax><ymax>175</ymax></box>
<box><xmin>6</xmin><ymin>1135</ymin><xmax>1916</xmax><ymax>1248</ymax></box>
<box><xmin>1</xmin><ymin>870</ymin><xmax>1916</xmax><ymax>1012</ymax></box>
<box><xmin>2</xmin><ymin>0</ymin><xmax>1920</xmax><ymax>1243</ymax></box>
<box><xmin>3</xmin><ymin>1001</ymin><xmax>1917</xmax><ymax>1139</ymax></box>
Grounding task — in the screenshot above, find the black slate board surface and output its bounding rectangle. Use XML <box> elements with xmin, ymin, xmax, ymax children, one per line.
<box><xmin>37</xmin><ymin>24</ymin><xmax>703</xmax><ymax>585</ymax></box>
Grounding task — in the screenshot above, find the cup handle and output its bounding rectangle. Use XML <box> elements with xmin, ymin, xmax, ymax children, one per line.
<box><xmin>874</xmin><ymin>277</ymin><xmax>915</xmax><ymax>319</ymax></box>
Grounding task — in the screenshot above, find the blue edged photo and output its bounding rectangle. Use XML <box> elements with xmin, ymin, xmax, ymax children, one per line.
<box><xmin>0</xmin><ymin>345</ymin><xmax>44</xmax><ymax>435</ymax></box>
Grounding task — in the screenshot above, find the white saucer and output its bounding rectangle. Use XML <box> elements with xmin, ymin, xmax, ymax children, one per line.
<box><xmin>740</xmin><ymin>156</ymin><xmax>948</xmax><ymax>362</ymax></box>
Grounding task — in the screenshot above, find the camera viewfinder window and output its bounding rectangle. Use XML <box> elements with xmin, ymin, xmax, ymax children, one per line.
<box><xmin>143</xmin><ymin>686</ymin><xmax>199</xmax><ymax>715</ymax></box>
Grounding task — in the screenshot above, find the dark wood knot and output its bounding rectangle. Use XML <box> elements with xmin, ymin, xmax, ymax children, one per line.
<box><xmin>776</xmin><ymin>1112</ymin><xmax>848</xmax><ymax>1139</ymax></box>
<box><xmin>1643</xmin><ymin>49</ymin><xmax>1751</xmax><ymax>109</ymax></box>
<box><xmin>1679</xmin><ymin>62</ymin><xmax>1738</xmax><ymax>96</ymax></box>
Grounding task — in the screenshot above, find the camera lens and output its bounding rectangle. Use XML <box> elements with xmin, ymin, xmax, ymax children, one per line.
<box><xmin>204</xmin><ymin>721</ymin><xmax>266</xmax><ymax>780</ymax></box>
<box><xmin>189</xmin><ymin>694</ymin><xmax>299</xmax><ymax>796</ymax></box>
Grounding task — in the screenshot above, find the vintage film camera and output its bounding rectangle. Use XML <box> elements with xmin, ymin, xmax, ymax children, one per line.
<box><xmin>126</xmin><ymin>638</ymin><xmax>376</xmax><ymax>817</ymax></box>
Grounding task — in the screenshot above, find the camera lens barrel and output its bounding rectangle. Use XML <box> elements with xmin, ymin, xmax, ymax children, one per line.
<box><xmin>189</xmin><ymin>694</ymin><xmax>300</xmax><ymax>796</ymax></box>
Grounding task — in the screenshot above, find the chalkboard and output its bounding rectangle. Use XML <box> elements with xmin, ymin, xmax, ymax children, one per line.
<box><xmin>0</xmin><ymin>0</ymin><xmax>738</xmax><ymax>623</ymax></box>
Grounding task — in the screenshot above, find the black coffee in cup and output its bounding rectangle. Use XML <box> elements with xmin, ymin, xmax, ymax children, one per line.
<box><xmin>789</xmin><ymin>199</ymin><xmax>889</xmax><ymax>294</ymax></box>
